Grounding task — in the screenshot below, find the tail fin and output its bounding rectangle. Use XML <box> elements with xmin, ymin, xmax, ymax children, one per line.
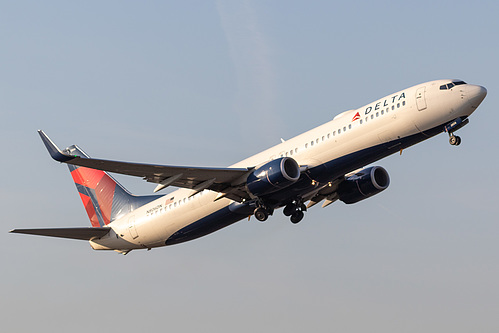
<box><xmin>65</xmin><ymin>145</ymin><xmax>161</xmax><ymax>227</ymax></box>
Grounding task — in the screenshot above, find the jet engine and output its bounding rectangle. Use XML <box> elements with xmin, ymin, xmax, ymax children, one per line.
<box><xmin>338</xmin><ymin>166</ymin><xmax>390</xmax><ymax>204</ymax></box>
<box><xmin>247</xmin><ymin>157</ymin><xmax>301</xmax><ymax>196</ymax></box>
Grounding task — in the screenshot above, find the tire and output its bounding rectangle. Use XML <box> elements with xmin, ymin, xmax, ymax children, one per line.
<box><xmin>290</xmin><ymin>210</ymin><xmax>304</xmax><ymax>224</ymax></box>
<box><xmin>283</xmin><ymin>204</ymin><xmax>295</xmax><ymax>217</ymax></box>
<box><xmin>254</xmin><ymin>208</ymin><xmax>268</xmax><ymax>222</ymax></box>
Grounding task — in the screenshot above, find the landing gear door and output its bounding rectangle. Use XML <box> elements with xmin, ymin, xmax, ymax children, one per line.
<box><xmin>128</xmin><ymin>216</ymin><xmax>138</xmax><ymax>239</ymax></box>
<box><xmin>416</xmin><ymin>87</ymin><xmax>427</xmax><ymax>111</ymax></box>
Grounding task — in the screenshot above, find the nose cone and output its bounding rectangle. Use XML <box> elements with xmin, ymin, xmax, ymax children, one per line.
<box><xmin>467</xmin><ymin>85</ymin><xmax>487</xmax><ymax>109</ymax></box>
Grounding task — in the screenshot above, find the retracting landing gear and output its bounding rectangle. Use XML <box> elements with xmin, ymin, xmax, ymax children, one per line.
<box><xmin>445</xmin><ymin>117</ymin><xmax>468</xmax><ymax>146</ymax></box>
<box><xmin>283</xmin><ymin>200</ymin><xmax>307</xmax><ymax>224</ymax></box>
<box><xmin>253</xmin><ymin>202</ymin><xmax>274</xmax><ymax>222</ymax></box>
<box><xmin>290</xmin><ymin>210</ymin><xmax>304</xmax><ymax>224</ymax></box>
<box><xmin>254</xmin><ymin>207</ymin><xmax>269</xmax><ymax>222</ymax></box>
<box><xmin>449</xmin><ymin>134</ymin><xmax>461</xmax><ymax>146</ymax></box>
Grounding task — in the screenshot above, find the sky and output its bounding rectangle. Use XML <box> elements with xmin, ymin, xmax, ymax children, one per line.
<box><xmin>1</xmin><ymin>1</ymin><xmax>499</xmax><ymax>332</ymax></box>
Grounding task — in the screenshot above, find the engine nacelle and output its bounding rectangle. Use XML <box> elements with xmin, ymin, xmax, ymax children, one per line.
<box><xmin>247</xmin><ymin>157</ymin><xmax>301</xmax><ymax>197</ymax></box>
<box><xmin>338</xmin><ymin>166</ymin><xmax>390</xmax><ymax>204</ymax></box>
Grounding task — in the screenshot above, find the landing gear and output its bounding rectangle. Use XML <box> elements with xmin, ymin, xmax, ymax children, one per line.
<box><xmin>254</xmin><ymin>207</ymin><xmax>269</xmax><ymax>222</ymax></box>
<box><xmin>445</xmin><ymin>118</ymin><xmax>467</xmax><ymax>146</ymax></box>
<box><xmin>449</xmin><ymin>134</ymin><xmax>461</xmax><ymax>146</ymax></box>
<box><xmin>290</xmin><ymin>210</ymin><xmax>304</xmax><ymax>224</ymax></box>
<box><xmin>283</xmin><ymin>203</ymin><xmax>295</xmax><ymax>217</ymax></box>
<box><xmin>283</xmin><ymin>200</ymin><xmax>307</xmax><ymax>224</ymax></box>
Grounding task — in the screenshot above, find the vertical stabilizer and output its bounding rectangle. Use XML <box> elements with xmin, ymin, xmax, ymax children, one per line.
<box><xmin>65</xmin><ymin>145</ymin><xmax>161</xmax><ymax>227</ymax></box>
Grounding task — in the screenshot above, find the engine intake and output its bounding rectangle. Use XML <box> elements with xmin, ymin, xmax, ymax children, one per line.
<box><xmin>247</xmin><ymin>157</ymin><xmax>301</xmax><ymax>197</ymax></box>
<box><xmin>338</xmin><ymin>166</ymin><xmax>390</xmax><ymax>204</ymax></box>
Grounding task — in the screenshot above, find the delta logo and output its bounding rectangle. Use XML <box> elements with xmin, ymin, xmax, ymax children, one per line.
<box><xmin>352</xmin><ymin>112</ymin><xmax>361</xmax><ymax>122</ymax></box>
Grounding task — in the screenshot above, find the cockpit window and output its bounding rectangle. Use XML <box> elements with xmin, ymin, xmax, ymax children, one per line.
<box><xmin>440</xmin><ymin>80</ymin><xmax>467</xmax><ymax>90</ymax></box>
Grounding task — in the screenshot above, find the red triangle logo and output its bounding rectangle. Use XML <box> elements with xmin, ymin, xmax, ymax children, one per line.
<box><xmin>352</xmin><ymin>112</ymin><xmax>360</xmax><ymax>121</ymax></box>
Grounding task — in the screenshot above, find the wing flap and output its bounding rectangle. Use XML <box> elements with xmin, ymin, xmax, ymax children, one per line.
<box><xmin>10</xmin><ymin>227</ymin><xmax>111</xmax><ymax>240</ymax></box>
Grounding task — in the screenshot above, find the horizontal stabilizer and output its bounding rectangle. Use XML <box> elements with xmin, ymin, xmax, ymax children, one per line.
<box><xmin>10</xmin><ymin>227</ymin><xmax>111</xmax><ymax>240</ymax></box>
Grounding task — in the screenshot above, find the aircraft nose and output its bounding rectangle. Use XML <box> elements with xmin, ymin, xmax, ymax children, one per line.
<box><xmin>466</xmin><ymin>84</ymin><xmax>487</xmax><ymax>109</ymax></box>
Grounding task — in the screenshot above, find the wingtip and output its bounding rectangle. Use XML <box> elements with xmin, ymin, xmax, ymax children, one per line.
<box><xmin>38</xmin><ymin>130</ymin><xmax>74</xmax><ymax>162</ymax></box>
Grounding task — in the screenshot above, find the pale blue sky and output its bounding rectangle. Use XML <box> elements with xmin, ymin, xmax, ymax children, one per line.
<box><xmin>2</xmin><ymin>1</ymin><xmax>499</xmax><ymax>332</ymax></box>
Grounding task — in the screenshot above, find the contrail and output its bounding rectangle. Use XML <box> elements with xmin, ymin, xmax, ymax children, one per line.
<box><xmin>216</xmin><ymin>0</ymin><xmax>281</xmax><ymax>145</ymax></box>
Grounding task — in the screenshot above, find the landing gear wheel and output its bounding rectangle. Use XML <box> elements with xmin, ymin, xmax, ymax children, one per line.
<box><xmin>283</xmin><ymin>204</ymin><xmax>295</xmax><ymax>217</ymax></box>
<box><xmin>290</xmin><ymin>210</ymin><xmax>304</xmax><ymax>224</ymax></box>
<box><xmin>254</xmin><ymin>207</ymin><xmax>269</xmax><ymax>222</ymax></box>
<box><xmin>449</xmin><ymin>135</ymin><xmax>461</xmax><ymax>146</ymax></box>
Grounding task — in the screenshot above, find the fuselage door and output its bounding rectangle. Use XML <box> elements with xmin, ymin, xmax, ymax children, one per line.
<box><xmin>416</xmin><ymin>87</ymin><xmax>427</xmax><ymax>111</ymax></box>
<box><xmin>128</xmin><ymin>216</ymin><xmax>138</xmax><ymax>239</ymax></box>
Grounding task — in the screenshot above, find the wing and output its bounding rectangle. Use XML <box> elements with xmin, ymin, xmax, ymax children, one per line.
<box><xmin>10</xmin><ymin>227</ymin><xmax>111</xmax><ymax>240</ymax></box>
<box><xmin>39</xmin><ymin>130</ymin><xmax>253</xmax><ymax>202</ymax></box>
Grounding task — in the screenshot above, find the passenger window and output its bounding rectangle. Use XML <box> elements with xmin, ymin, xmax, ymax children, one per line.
<box><xmin>391</xmin><ymin>105</ymin><xmax>395</xmax><ymax>110</ymax></box>
<box><xmin>311</xmin><ymin>141</ymin><xmax>314</xmax><ymax>146</ymax></box>
<box><xmin>376</xmin><ymin>112</ymin><xmax>379</xmax><ymax>117</ymax></box>
<box><xmin>305</xmin><ymin>143</ymin><xmax>308</xmax><ymax>148</ymax></box>
<box><xmin>348</xmin><ymin>124</ymin><xmax>351</xmax><ymax>129</ymax></box>
<box><xmin>295</xmin><ymin>148</ymin><xmax>298</xmax><ymax>153</ymax></box>
<box><xmin>322</xmin><ymin>136</ymin><xmax>325</xmax><ymax>141</ymax></box>
<box><xmin>402</xmin><ymin>101</ymin><xmax>406</xmax><ymax>106</ymax></box>
<box><xmin>397</xmin><ymin>103</ymin><xmax>400</xmax><ymax>108</ymax></box>
<box><xmin>381</xmin><ymin>110</ymin><xmax>384</xmax><ymax>115</ymax></box>
<box><xmin>338</xmin><ymin>129</ymin><xmax>341</xmax><ymax>134</ymax></box>
<box><xmin>327</xmin><ymin>133</ymin><xmax>330</xmax><ymax>139</ymax></box>
<box><xmin>333</xmin><ymin>131</ymin><xmax>336</xmax><ymax>136</ymax></box>
<box><xmin>371</xmin><ymin>114</ymin><xmax>374</xmax><ymax>119</ymax></box>
<box><xmin>316</xmin><ymin>138</ymin><xmax>319</xmax><ymax>144</ymax></box>
<box><xmin>360</xmin><ymin>119</ymin><xmax>363</xmax><ymax>124</ymax></box>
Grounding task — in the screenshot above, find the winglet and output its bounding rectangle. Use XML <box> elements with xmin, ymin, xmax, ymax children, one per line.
<box><xmin>38</xmin><ymin>130</ymin><xmax>75</xmax><ymax>162</ymax></box>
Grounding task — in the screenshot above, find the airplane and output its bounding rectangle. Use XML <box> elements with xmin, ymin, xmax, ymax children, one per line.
<box><xmin>10</xmin><ymin>79</ymin><xmax>487</xmax><ymax>254</ymax></box>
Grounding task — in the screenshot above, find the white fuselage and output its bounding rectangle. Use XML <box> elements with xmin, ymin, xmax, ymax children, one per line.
<box><xmin>90</xmin><ymin>79</ymin><xmax>486</xmax><ymax>251</ymax></box>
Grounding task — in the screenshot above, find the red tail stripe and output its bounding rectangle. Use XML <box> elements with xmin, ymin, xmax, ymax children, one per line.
<box><xmin>72</xmin><ymin>167</ymin><xmax>116</xmax><ymax>225</ymax></box>
<box><xmin>94</xmin><ymin>175</ymin><xmax>116</xmax><ymax>225</ymax></box>
<box><xmin>71</xmin><ymin>167</ymin><xmax>106</xmax><ymax>189</ymax></box>
<box><xmin>79</xmin><ymin>193</ymin><xmax>101</xmax><ymax>227</ymax></box>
